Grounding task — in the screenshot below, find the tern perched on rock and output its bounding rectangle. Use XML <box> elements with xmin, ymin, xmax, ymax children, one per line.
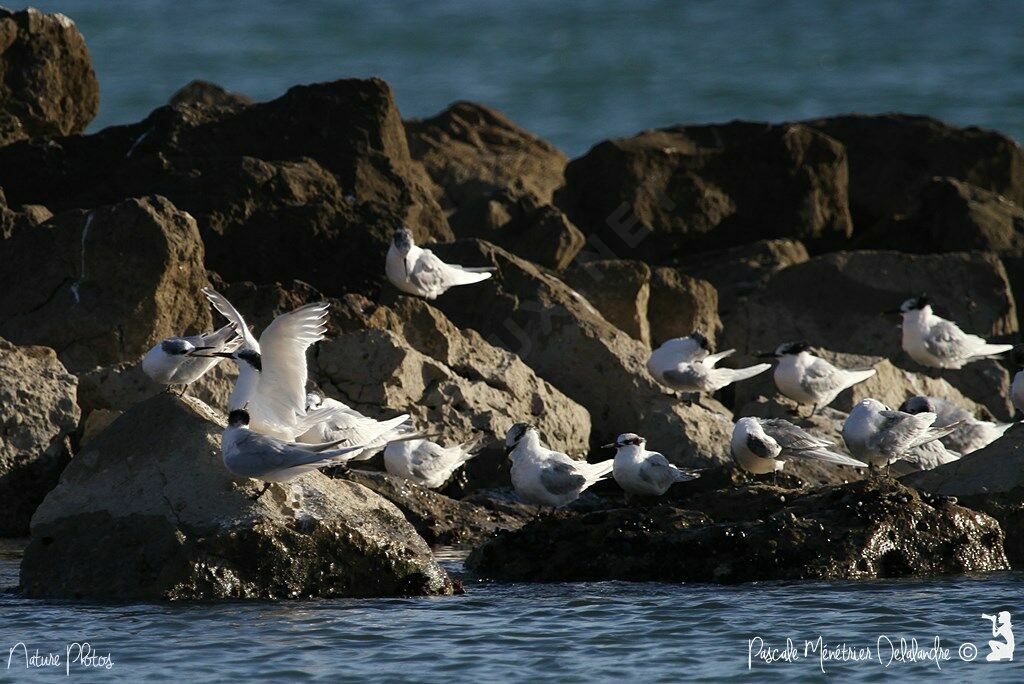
<box><xmin>647</xmin><ymin>334</ymin><xmax>769</xmax><ymax>403</ymax></box>
<box><xmin>505</xmin><ymin>422</ymin><xmax>613</xmax><ymax>508</ymax></box>
<box><xmin>731</xmin><ymin>417</ymin><xmax>867</xmax><ymax>476</ymax></box>
<box><xmin>605</xmin><ymin>432</ymin><xmax>698</xmax><ymax>497</ymax></box>
<box><xmin>1012</xmin><ymin>369</ymin><xmax>1024</xmax><ymax>417</ymax></box>
<box><xmin>904</xmin><ymin>439</ymin><xmax>961</xmax><ymax>472</ymax></box>
<box><xmin>760</xmin><ymin>342</ymin><xmax>876</xmax><ymax>415</ymax></box>
<box><xmin>842</xmin><ymin>398</ymin><xmax>963</xmax><ymax>469</ymax></box>
<box><xmin>647</xmin><ymin>332</ymin><xmax>712</xmax><ymax>375</ymax></box>
<box><xmin>384</xmin><ymin>436</ymin><xmax>484</xmax><ymax>489</ymax></box>
<box><xmin>142</xmin><ymin>323</ymin><xmax>239</xmax><ymax>393</ymax></box>
<box><xmin>221</xmin><ymin>409</ymin><xmax>368</xmax><ymax>494</ymax></box>
<box><xmin>893</xmin><ymin>295</ymin><xmax>1012</xmax><ymax>369</ymax></box>
<box><xmin>299</xmin><ymin>392</ymin><xmax>414</xmax><ymax>462</ymax></box>
<box><xmin>199</xmin><ymin>288</ymin><xmax>345</xmax><ymax>441</ymax></box>
<box><xmin>899</xmin><ymin>395</ymin><xmax>1012</xmax><ymax>454</ymax></box>
<box><xmin>386</xmin><ymin>228</ymin><xmax>494</xmax><ymax>299</ymax></box>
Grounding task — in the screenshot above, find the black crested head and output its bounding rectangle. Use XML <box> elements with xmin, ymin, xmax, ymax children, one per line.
<box><xmin>392</xmin><ymin>228</ymin><xmax>414</xmax><ymax>251</ymax></box>
<box><xmin>161</xmin><ymin>338</ymin><xmax>191</xmax><ymax>356</ymax></box>
<box><xmin>899</xmin><ymin>396</ymin><xmax>934</xmax><ymax>415</ymax></box>
<box><xmin>901</xmin><ymin>294</ymin><xmax>930</xmax><ymax>312</ymax></box>
<box><xmin>237</xmin><ymin>348</ymin><xmax>262</xmax><ymax>371</ymax></box>
<box><xmin>615</xmin><ymin>432</ymin><xmax>645</xmax><ymax>447</ymax></box>
<box><xmin>228</xmin><ymin>409</ymin><xmax>250</xmax><ymax>427</ymax></box>
<box><xmin>777</xmin><ymin>341</ymin><xmax>811</xmax><ymax>356</ymax></box>
<box><xmin>506</xmin><ymin>421</ymin><xmax>536</xmax><ymax>447</ymax></box>
<box><xmin>691</xmin><ymin>331</ymin><xmax>710</xmax><ymax>351</ymax></box>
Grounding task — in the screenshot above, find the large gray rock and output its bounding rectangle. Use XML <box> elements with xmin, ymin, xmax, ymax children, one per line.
<box><xmin>557</xmin><ymin>122</ymin><xmax>852</xmax><ymax>261</ymax></box>
<box><xmin>0</xmin><ymin>196</ymin><xmax>212</xmax><ymax>372</ymax></box>
<box><xmin>429</xmin><ymin>239</ymin><xmax>734</xmax><ymax>466</ymax></box>
<box><xmin>565</xmin><ymin>259</ymin><xmax>651</xmax><ymax>345</ymax></box>
<box><xmin>314</xmin><ymin>296</ymin><xmax>592</xmax><ymax>488</ymax></box>
<box><xmin>468</xmin><ymin>478</ymin><xmax>1007</xmax><ymax>583</ymax></box>
<box><xmin>647</xmin><ymin>267</ymin><xmax>722</xmax><ymax>348</ymax></box>
<box><xmin>0</xmin><ymin>8</ymin><xmax>99</xmax><ymax>146</ymax></box>
<box><xmin>20</xmin><ymin>394</ymin><xmax>455</xmax><ymax>600</ymax></box>
<box><xmin>0</xmin><ymin>338</ymin><xmax>79</xmax><ymax>536</ymax></box>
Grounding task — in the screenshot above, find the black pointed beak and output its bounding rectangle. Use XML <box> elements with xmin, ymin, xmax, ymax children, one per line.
<box><xmin>757</xmin><ymin>352</ymin><xmax>779</xmax><ymax>359</ymax></box>
<box><xmin>601</xmin><ymin>443</ymin><xmax>617</xmax><ymax>449</ymax></box>
<box><xmin>193</xmin><ymin>351</ymin><xmax>235</xmax><ymax>358</ymax></box>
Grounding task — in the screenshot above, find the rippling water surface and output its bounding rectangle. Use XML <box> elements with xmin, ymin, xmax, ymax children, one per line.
<box><xmin>12</xmin><ymin>0</ymin><xmax>1024</xmax><ymax>154</ymax></box>
<box><xmin>2</xmin><ymin>542</ymin><xmax>1021</xmax><ymax>681</ymax></box>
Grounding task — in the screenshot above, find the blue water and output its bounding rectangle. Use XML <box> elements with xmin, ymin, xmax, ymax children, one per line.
<box><xmin>1</xmin><ymin>542</ymin><xmax>1022</xmax><ymax>682</ymax></box>
<box><xmin>12</xmin><ymin>0</ymin><xmax>1024</xmax><ymax>155</ymax></box>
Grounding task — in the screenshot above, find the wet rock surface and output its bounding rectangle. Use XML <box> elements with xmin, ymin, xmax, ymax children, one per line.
<box><xmin>0</xmin><ymin>338</ymin><xmax>79</xmax><ymax>536</ymax></box>
<box><xmin>20</xmin><ymin>395</ymin><xmax>455</xmax><ymax>600</ymax></box>
<box><xmin>468</xmin><ymin>477</ymin><xmax>1007</xmax><ymax>583</ymax></box>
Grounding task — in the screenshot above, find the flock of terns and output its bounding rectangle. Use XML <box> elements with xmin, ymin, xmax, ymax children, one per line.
<box><xmin>138</xmin><ymin>229</ymin><xmax>1022</xmax><ymax>508</ymax></box>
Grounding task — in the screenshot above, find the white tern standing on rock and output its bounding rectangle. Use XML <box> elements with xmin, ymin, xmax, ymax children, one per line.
<box><xmin>842</xmin><ymin>398</ymin><xmax>963</xmax><ymax>470</ymax></box>
<box><xmin>899</xmin><ymin>395</ymin><xmax>1012</xmax><ymax>455</ymax></box>
<box><xmin>198</xmin><ymin>287</ymin><xmax>347</xmax><ymax>441</ymax></box>
<box><xmin>299</xmin><ymin>392</ymin><xmax>415</xmax><ymax>462</ymax></box>
<box><xmin>760</xmin><ymin>341</ymin><xmax>876</xmax><ymax>415</ymax></box>
<box><xmin>647</xmin><ymin>333</ymin><xmax>770</xmax><ymax>404</ymax></box>
<box><xmin>605</xmin><ymin>432</ymin><xmax>698</xmax><ymax>497</ymax></box>
<box><xmin>505</xmin><ymin>422</ymin><xmax>613</xmax><ymax>508</ymax></box>
<box><xmin>386</xmin><ymin>228</ymin><xmax>494</xmax><ymax>299</ymax></box>
<box><xmin>221</xmin><ymin>409</ymin><xmax>369</xmax><ymax>497</ymax></box>
<box><xmin>384</xmin><ymin>436</ymin><xmax>484</xmax><ymax>489</ymax></box>
<box><xmin>731</xmin><ymin>417</ymin><xmax>866</xmax><ymax>477</ymax></box>
<box><xmin>142</xmin><ymin>323</ymin><xmax>240</xmax><ymax>394</ymax></box>
<box><xmin>893</xmin><ymin>295</ymin><xmax>1012</xmax><ymax>369</ymax></box>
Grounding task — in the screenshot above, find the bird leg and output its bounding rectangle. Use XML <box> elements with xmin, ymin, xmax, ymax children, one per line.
<box><xmin>689</xmin><ymin>393</ymin><xmax>703</xmax><ymax>408</ymax></box>
<box><xmin>811</xmin><ymin>404</ymin><xmax>820</xmax><ymax>417</ymax></box>
<box><xmin>250</xmin><ymin>482</ymin><xmax>272</xmax><ymax>501</ymax></box>
<box><xmin>177</xmin><ymin>384</ymin><xmax>189</xmax><ymax>398</ymax></box>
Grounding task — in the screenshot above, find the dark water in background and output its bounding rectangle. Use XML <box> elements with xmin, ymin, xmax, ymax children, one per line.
<box><xmin>1</xmin><ymin>542</ymin><xmax>1022</xmax><ymax>682</ymax></box>
<box><xmin>12</xmin><ymin>0</ymin><xmax>1024</xmax><ymax>155</ymax></box>
<box><xmin>4</xmin><ymin>2</ymin><xmax>1024</xmax><ymax>680</ymax></box>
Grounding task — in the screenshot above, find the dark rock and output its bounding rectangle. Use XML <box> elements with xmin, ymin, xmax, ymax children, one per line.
<box><xmin>429</xmin><ymin>239</ymin><xmax>735</xmax><ymax>466</ymax></box>
<box><xmin>335</xmin><ymin>470</ymin><xmax>527</xmax><ymax>545</ymax></box>
<box><xmin>0</xmin><ymin>338</ymin><xmax>79</xmax><ymax>536</ymax></box>
<box><xmin>904</xmin><ymin>424</ymin><xmax>1024</xmax><ymax>567</ymax></box>
<box><xmin>0</xmin><ymin>78</ymin><xmax>450</xmax><ymax>297</ymax></box>
<box><xmin>406</xmin><ymin>101</ymin><xmax>567</xmax><ymax>208</ymax></box>
<box><xmin>0</xmin><ymin>196</ymin><xmax>211</xmax><ymax>372</ymax></box>
<box><xmin>0</xmin><ymin>8</ymin><xmax>99</xmax><ymax>146</ymax></box>
<box><xmin>806</xmin><ymin>114</ymin><xmax>1024</xmax><ymax>231</ymax></box>
<box><xmin>565</xmin><ymin>259</ymin><xmax>651</xmax><ymax>345</ymax></box>
<box><xmin>557</xmin><ymin>122</ymin><xmax>852</xmax><ymax>261</ymax></box>
<box><xmin>448</xmin><ymin>188</ymin><xmax>585</xmax><ymax>270</ymax></box>
<box><xmin>168</xmin><ymin>79</ymin><xmax>253</xmax><ymax>110</ymax></box>
<box><xmin>467</xmin><ymin>478</ymin><xmax>1007</xmax><ymax>583</ymax></box>
<box><xmin>20</xmin><ymin>394</ymin><xmax>455</xmax><ymax>600</ymax></box>
<box><xmin>647</xmin><ymin>267</ymin><xmax>722</xmax><ymax>347</ymax></box>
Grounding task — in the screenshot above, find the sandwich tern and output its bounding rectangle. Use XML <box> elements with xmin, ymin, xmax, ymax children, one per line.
<box><xmin>842</xmin><ymin>398</ymin><xmax>963</xmax><ymax>469</ymax></box>
<box><xmin>505</xmin><ymin>422</ymin><xmax>613</xmax><ymax>508</ymax></box>
<box><xmin>142</xmin><ymin>323</ymin><xmax>239</xmax><ymax>393</ymax></box>
<box><xmin>605</xmin><ymin>432</ymin><xmax>698</xmax><ymax>496</ymax></box>
<box><xmin>731</xmin><ymin>417</ymin><xmax>867</xmax><ymax>476</ymax></box>
<box><xmin>760</xmin><ymin>342</ymin><xmax>876</xmax><ymax>415</ymax></box>
<box><xmin>299</xmin><ymin>392</ymin><xmax>414</xmax><ymax>462</ymax></box>
<box><xmin>386</xmin><ymin>228</ymin><xmax>494</xmax><ymax>299</ymax></box>
<box><xmin>899</xmin><ymin>395</ymin><xmax>1012</xmax><ymax>454</ymax></box>
<box><xmin>893</xmin><ymin>295</ymin><xmax>1012</xmax><ymax>369</ymax></box>
<box><xmin>383</xmin><ymin>436</ymin><xmax>484</xmax><ymax>489</ymax></box>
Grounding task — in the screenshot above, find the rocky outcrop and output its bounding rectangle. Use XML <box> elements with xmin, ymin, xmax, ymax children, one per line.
<box><xmin>0</xmin><ymin>78</ymin><xmax>450</xmax><ymax>297</ymax></box>
<box><xmin>0</xmin><ymin>338</ymin><xmax>79</xmax><ymax>536</ymax></box>
<box><xmin>468</xmin><ymin>478</ymin><xmax>1007</xmax><ymax>583</ymax></box>
<box><xmin>0</xmin><ymin>8</ymin><xmax>99</xmax><ymax>146</ymax></box>
<box><xmin>557</xmin><ymin>123</ymin><xmax>852</xmax><ymax>261</ymax></box>
<box><xmin>20</xmin><ymin>394</ymin><xmax>455</xmax><ymax>600</ymax></box>
<box><xmin>0</xmin><ymin>196</ymin><xmax>211</xmax><ymax>372</ymax></box>
<box><xmin>904</xmin><ymin>426</ymin><xmax>1024</xmax><ymax>567</ymax></box>
<box><xmin>647</xmin><ymin>267</ymin><xmax>721</xmax><ymax>347</ymax></box>
<box><xmin>168</xmin><ymin>80</ymin><xmax>253</xmax><ymax>110</ymax></box>
<box><xmin>806</xmin><ymin>114</ymin><xmax>1024</xmax><ymax>232</ymax></box>
<box><xmin>313</xmin><ymin>295</ymin><xmax>592</xmax><ymax>488</ymax></box>
<box><xmin>565</xmin><ymin>260</ymin><xmax>651</xmax><ymax>345</ymax></box>
<box><xmin>337</xmin><ymin>470</ymin><xmax>528</xmax><ymax>545</ymax></box>
<box><xmin>428</xmin><ymin>239</ymin><xmax>735</xmax><ymax>465</ymax></box>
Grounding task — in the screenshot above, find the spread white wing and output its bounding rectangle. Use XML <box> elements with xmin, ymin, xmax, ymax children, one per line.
<box><xmin>254</xmin><ymin>301</ymin><xmax>329</xmax><ymax>433</ymax></box>
<box><xmin>203</xmin><ymin>287</ymin><xmax>260</xmax><ymax>352</ymax></box>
